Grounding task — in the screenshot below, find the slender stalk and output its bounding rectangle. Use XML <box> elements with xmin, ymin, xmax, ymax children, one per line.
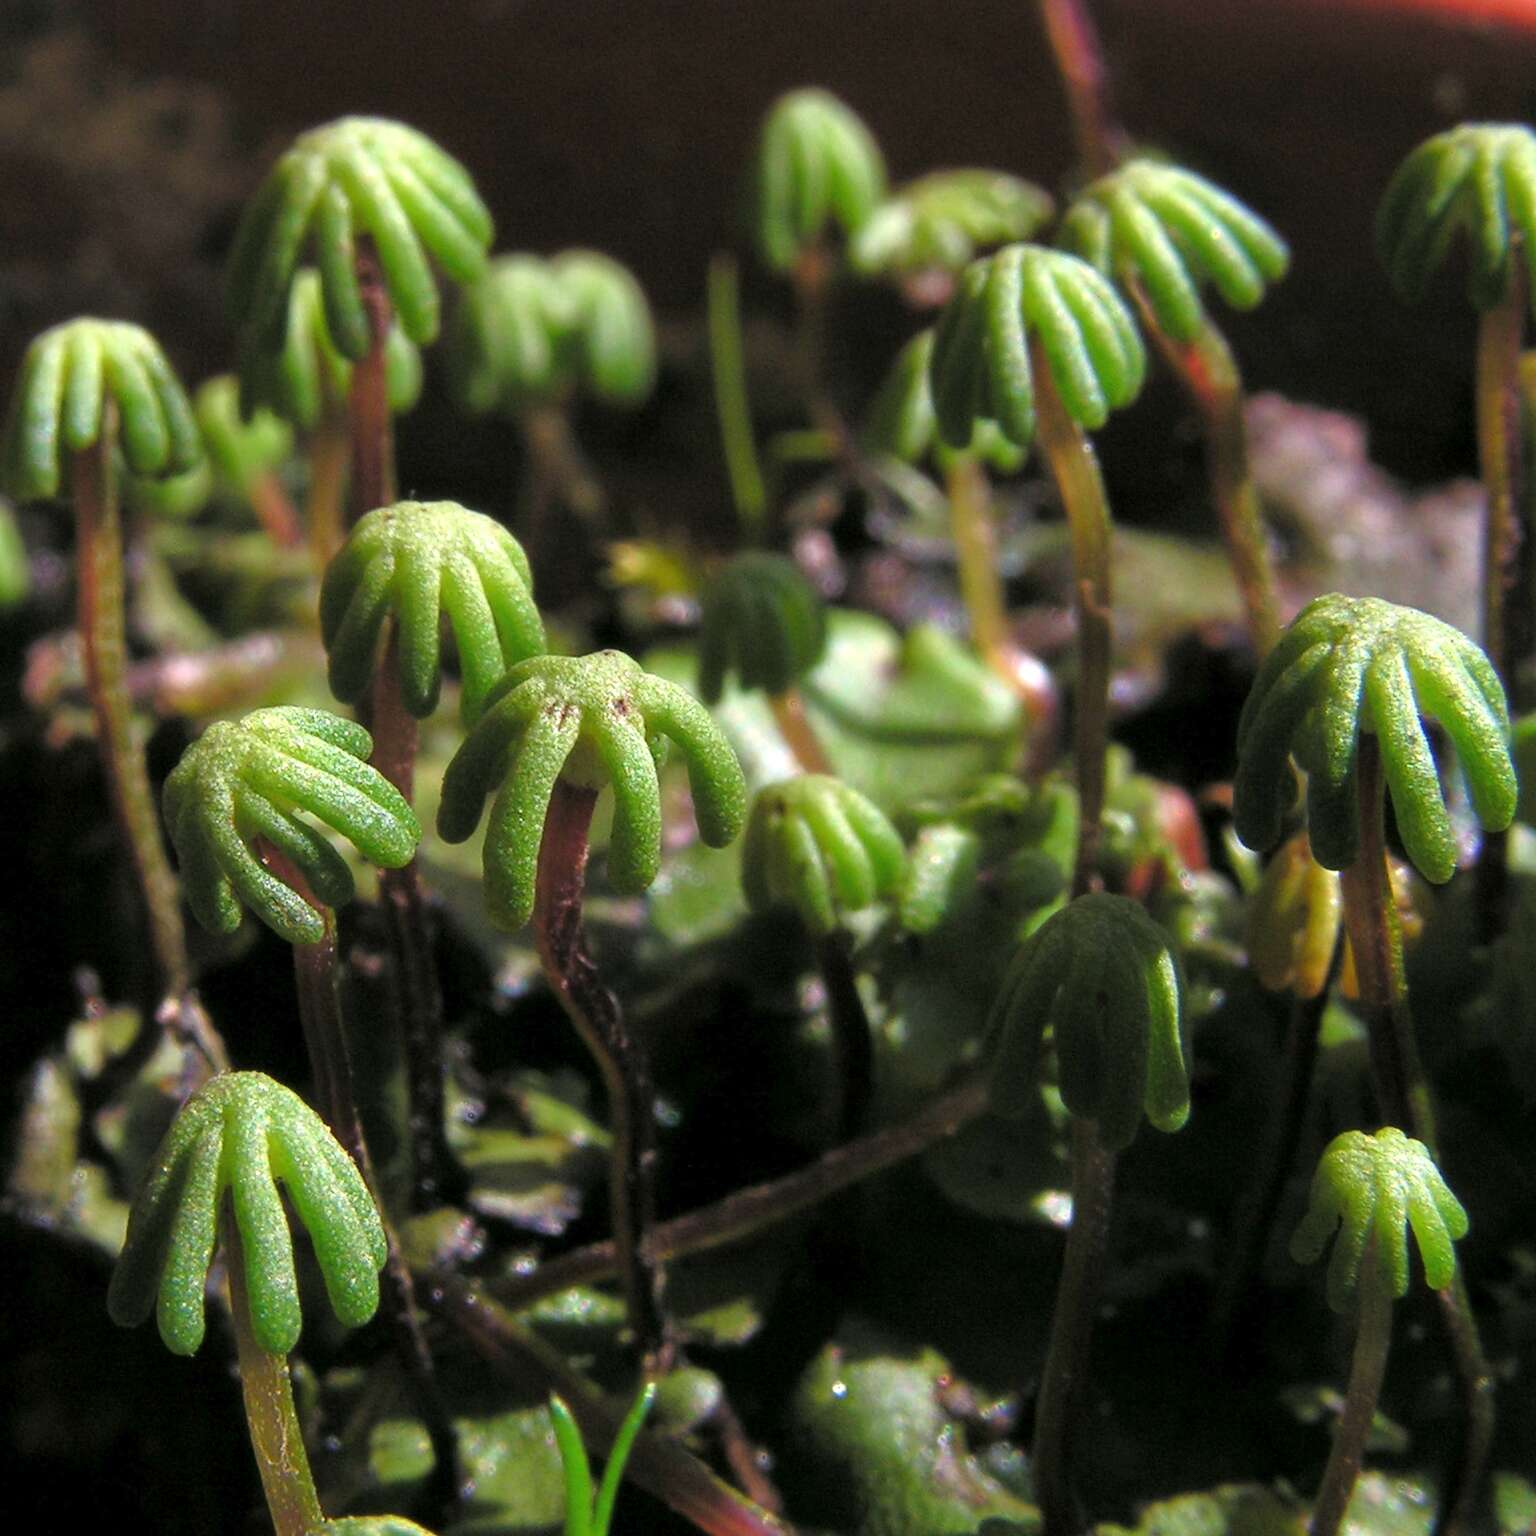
<box><xmin>522</xmin><ymin>404</ymin><xmax>607</xmax><ymax>524</ymax></box>
<box><xmin>1031</xmin><ymin>349</ymin><xmax>1114</xmax><ymax>897</ymax></box>
<box><xmin>535</xmin><ymin>780</ymin><xmax>668</xmax><ymax>1367</ymax></box>
<box><xmin>432</xmin><ymin>1278</ymin><xmax>793</xmax><ymax>1536</ymax></box>
<box><xmin>73</xmin><ymin>420</ymin><xmax>193</xmax><ymax>1002</ymax></box>
<box><xmin>348</xmin><ymin>237</ymin><xmax>397</xmax><ymax>524</ymax></box>
<box><xmin>791</xmin><ymin>246</ymin><xmax>845</xmax><ymax>446</ymax></box>
<box><xmin>768</xmin><ymin>689</ymin><xmax>831</xmax><ymax>773</ymax></box>
<box><xmin>369</xmin><ymin>626</ymin><xmax>457</xmax><ymax>1212</ymax></box>
<box><xmin>1033</xmin><ymin>1116</ymin><xmax>1118</xmax><ymax>1536</ymax></box>
<box><xmin>1212</xmin><ymin>955</ymin><xmax>1337</xmax><ymax>1350</ymax></box>
<box><xmin>946</xmin><ymin>454</ymin><xmax>1014</xmax><ymax>673</ymax></box>
<box><xmin>306</xmin><ymin>416</ymin><xmax>350</xmax><ymax>567</ymax></box>
<box><xmin>1135</xmin><ymin>301</ymin><xmax>1282</xmax><ymax>657</ymax></box>
<box><xmin>1335</xmin><ymin>738</ymin><xmax>1494</xmax><ymax>1535</ymax></box>
<box><xmin>1473</xmin><ymin>271</ymin><xmax>1527</xmax><ymax>937</ymax></box>
<box><xmin>1308</xmin><ymin>1243</ymin><xmax>1393</xmax><ymax>1536</ymax></box>
<box><xmin>247</xmin><ymin>469</ymin><xmax>305</xmax><ymax>551</ymax></box>
<box><xmin>258</xmin><ymin>842</ymin><xmax>462</xmax><ymax>1510</ymax></box>
<box><xmin>811</xmin><ymin>930</ymin><xmax>874</xmax><ymax>1141</ymax></box>
<box><xmin>1035</xmin><ymin>0</ymin><xmax>1126</xmax><ymax>178</ymax></box>
<box><xmin>222</xmin><ymin>1208</ymin><xmax>325</xmax><ymax>1536</ymax></box>
<box><xmin>488</xmin><ymin>1074</ymin><xmax>989</xmax><ymax>1311</ymax></box>
<box><xmin>708</xmin><ymin>253</ymin><xmax>768</xmax><ymax>543</ymax></box>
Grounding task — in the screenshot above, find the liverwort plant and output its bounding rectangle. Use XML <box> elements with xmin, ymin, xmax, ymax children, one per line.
<box><xmin>439</xmin><ymin>650</ymin><xmax>746</xmax><ymax>1366</ymax></box>
<box><xmin>741</xmin><ymin>774</ymin><xmax>907</xmax><ymax>1137</ymax></box>
<box><xmin>986</xmin><ymin>891</ymin><xmax>1188</xmax><ymax>1536</ymax></box>
<box><xmin>1061</xmin><ymin>157</ymin><xmax>1290</xmax><ymax>655</ymax></box>
<box><xmin>322</xmin><ymin>498</ymin><xmax>545</xmax><ymax>1205</ymax></box>
<box><xmin>850</xmin><ymin>168</ymin><xmax>1054</xmax><ymax>308</ymax></box>
<box><xmin>1290</xmin><ymin>1128</ymin><xmax>1470</xmax><ymax>1536</ymax></box>
<box><xmin>1233</xmin><ymin>592</ymin><xmax>1514</xmax><ymax>1529</ymax></box>
<box><xmin>194</xmin><ymin>375</ymin><xmax>301</xmax><ymax>551</ymax></box>
<box><xmin>241</xmin><ymin>267</ymin><xmax>424</xmax><ymax>565</ymax></box>
<box><xmin>748</xmin><ymin>87</ymin><xmax>887</xmax><ymax>437</ymax></box>
<box><xmin>0</xmin><ymin>317</ymin><xmax>209</xmax><ymax>1031</ymax></box>
<box><xmin>929</xmin><ymin>243</ymin><xmax>1146</xmax><ymax>892</ymax></box>
<box><xmin>697</xmin><ymin>550</ymin><xmax>830</xmax><ymax>771</ymax></box>
<box><xmin>227</xmin><ymin>117</ymin><xmax>493</xmax><ymax>522</ymax></box>
<box><xmin>108</xmin><ymin>1071</ymin><xmax>388</xmax><ymax>1536</ymax></box>
<box><xmin>448</xmin><ymin>250</ymin><xmax>656</xmax><ymax>550</ymax></box>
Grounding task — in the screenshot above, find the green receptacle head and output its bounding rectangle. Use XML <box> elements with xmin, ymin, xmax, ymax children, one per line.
<box><xmin>227</xmin><ymin>116</ymin><xmax>493</xmax><ymax>361</ymax></box>
<box><xmin>1234</xmin><ymin>593</ymin><xmax>1515</xmax><ymax>883</ymax></box>
<box><xmin>986</xmin><ymin>892</ymin><xmax>1188</xmax><ymax>1152</ymax></box>
<box><xmin>1291</xmin><ymin>1126</ymin><xmax>1468</xmax><ymax>1314</ymax></box>
<box><xmin>163</xmin><ymin>705</ymin><xmax>420</xmax><ymax>946</ymax></box>
<box><xmin>928</xmin><ymin>244</ymin><xmax>1145</xmax><ymax>452</ymax></box>
<box><xmin>850</xmin><ymin>168</ymin><xmax>1053</xmax><ymax>284</ymax></box>
<box><xmin>438</xmin><ymin>650</ymin><xmax>747</xmax><ymax>929</ymax></box>
<box><xmin>321</xmin><ymin>499</ymin><xmax>544</xmax><ymax>724</ymax></box>
<box><xmin>1377</xmin><ymin>122</ymin><xmax>1536</xmax><ymax>313</ymax></box>
<box><xmin>194</xmin><ymin>374</ymin><xmax>293</xmax><ymax>496</ymax></box>
<box><xmin>107</xmin><ymin>1070</ymin><xmax>387</xmax><ymax>1356</ymax></box>
<box><xmin>697</xmin><ymin>551</ymin><xmax>827</xmax><ymax>704</ymax></box>
<box><xmin>238</xmin><ymin>266</ymin><xmax>423</xmax><ymax>431</ymax></box>
<box><xmin>748</xmin><ymin>88</ymin><xmax>887</xmax><ymax>274</ymax></box>
<box><xmin>1060</xmin><ymin>157</ymin><xmax>1288</xmax><ymax>343</ymax></box>
<box><xmin>1</xmin><ymin>318</ymin><xmax>202</xmax><ymax>503</ymax></box>
<box><xmin>741</xmin><ymin>774</ymin><xmax>906</xmax><ymax>936</ymax></box>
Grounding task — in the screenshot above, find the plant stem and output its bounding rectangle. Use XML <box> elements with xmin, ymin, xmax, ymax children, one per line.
<box><xmin>1031</xmin><ymin>348</ymin><xmax>1114</xmax><ymax>897</ymax></box>
<box><xmin>535</xmin><ymin>779</ymin><xmax>668</xmax><ymax>1368</ymax></box>
<box><xmin>1034</xmin><ymin>1116</ymin><xmax>1118</xmax><ymax>1536</ymax></box>
<box><xmin>72</xmin><ymin>420</ymin><xmax>197</xmax><ymax>1007</ymax></box>
<box><xmin>1335</xmin><ymin>738</ymin><xmax>1494</xmax><ymax>1535</ymax></box>
<box><xmin>708</xmin><ymin>252</ymin><xmax>768</xmax><ymax>543</ymax></box>
<box><xmin>258</xmin><ymin>842</ymin><xmax>462</xmax><ymax>1512</ymax></box>
<box><xmin>487</xmin><ymin>1074</ymin><xmax>989</xmax><ymax>1311</ymax></box>
<box><xmin>1212</xmin><ymin>957</ymin><xmax>1336</xmax><ymax>1350</ymax></box>
<box><xmin>1307</xmin><ymin>1243</ymin><xmax>1393</xmax><ymax>1536</ymax></box>
<box><xmin>792</xmin><ymin>246</ymin><xmax>845</xmax><ymax>446</ymax></box>
<box><xmin>247</xmin><ymin>470</ymin><xmax>304</xmax><ymax>551</ymax></box>
<box><xmin>1136</xmin><ymin>304</ymin><xmax>1282</xmax><ymax>658</ymax></box>
<box><xmin>811</xmin><ymin>930</ymin><xmax>874</xmax><ymax>1140</ymax></box>
<box><xmin>768</xmin><ymin>688</ymin><xmax>831</xmax><ymax>773</ymax></box>
<box><xmin>946</xmin><ymin>454</ymin><xmax>1014</xmax><ymax>672</ymax></box>
<box><xmin>307</xmin><ymin>416</ymin><xmax>350</xmax><ymax>567</ymax></box>
<box><xmin>368</xmin><ymin>624</ymin><xmax>458</xmax><ymax>1212</ymax></box>
<box><xmin>1473</xmin><ymin>273</ymin><xmax>1528</xmax><ymax>937</ymax></box>
<box><xmin>348</xmin><ymin>237</ymin><xmax>397</xmax><ymax>525</ymax></box>
<box><xmin>1035</xmin><ymin>0</ymin><xmax>1126</xmax><ymax>178</ymax></box>
<box><xmin>431</xmin><ymin>1278</ymin><xmax>794</xmax><ymax>1536</ymax></box>
<box><xmin>222</xmin><ymin>1207</ymin><xmax>325</xmax><ymax>1536</ymax></box>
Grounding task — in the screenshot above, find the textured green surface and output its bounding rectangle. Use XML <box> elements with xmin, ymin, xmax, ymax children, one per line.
<box><xmin>1377</xmin><ymin>122</ymin><xmax>1536</xmax><ymax>312</ymax></box>
<box><xmin>741</xmin><ymin>773</ymin><xmax>906</xmax><ymax>935</ymax></box>
<box><xmin>851</xmin><ymin>168</ymin><xmax>1053</xmax><ymax>280</ymax></box>
<box><xmin>239</xmin><ymin>267</ymin><xmax>423</xmax><ymax>431</ymax></box>
<box><xmin>107</xmin><ymin>1071</ymin><xmax>387</xmax><ymax>1356</ymax></box>
<box><xmin>987</xmin><ymin>892</ymin><xmax>1188</xmax><ymax>1152</ymax></box>
<box><xmin>439</xmin><ymin>650</ymin><xmax>747</xmax><ymax>928</ymax></box>
<box><xmin>322</xmin><ymin>499</ymin><xmax>545</xmax><ymax>723</ymax></box>
<box><xmin>697</xmin><ymin>551</ymin><xmax>828</xmax><ymax>703</ymax></box>
<box><xmin>450</xmin><ymin>250</ymin><xmax>655</xmax><ymax>414</ymax></box>
<box><xmin>863</xmin><ymin>329</ymin><xmax>1026</xmax><ymax>474</ymax></box>
<box><xmin>748</xmin><ymin>87</ymin><xmax>887</xmax><ymax>272</ymax></box>
<box><xmin>1060</xmin><ymin>158</ymin><xmax>1288</xmax><ymax>343</ymax></box>
<box><xmin>1291</xmin><ymin>1126</ymin><xmax>1468</xmax><ymax>1313</ymax></box>
<box><xmin>0</xmin><ymin>318</ymin><xmax>202</xmax><ymax>501</ymax></box>
<box><xmin>227</xmin><ymin>116</ymin><xmax>493</xmax><ymax>359</ymax></box>
<box><xmin>1234</xmin><ymin>593</ymin><xmax>1515</xmax><ymax>882</ymax></box>
<box><xmin>193</xmin><ymin>374</ymin><xmax>293</xmax><ymax>495</ymax></box>
<box><xmin>929</xmin><ymin>243</ymin><xmax>1145</xmax><ymax>449</ymax></box>
<box><xmin>164</xmin><ymin>705</ymin><xmax>420</xmax><ymax>945</ymax></box>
